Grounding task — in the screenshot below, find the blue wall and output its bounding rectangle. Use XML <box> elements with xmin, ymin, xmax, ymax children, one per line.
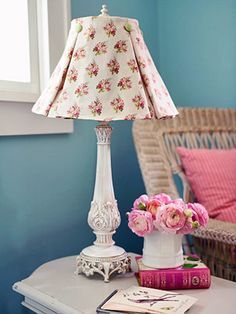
<box><xmin>156</xmin><ymin>0</ymin><xmax>236</xmax><ymax>107</ymax></box>
<box><xmin>1</xmin><ymin>0</ymin><xmax>236</xmax><ymax>313</ymax></box>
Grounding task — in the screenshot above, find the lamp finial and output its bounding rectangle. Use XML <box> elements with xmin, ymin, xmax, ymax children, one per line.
<box><xmin>100</xmin><ymin>4</ymin><xmax>109</xmax><ymax>16</ymax></box>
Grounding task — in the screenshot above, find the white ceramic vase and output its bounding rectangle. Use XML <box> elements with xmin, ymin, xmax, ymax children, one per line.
<box><xmin>142</xmin><ymin>231</ymin><xmax>184</xmax><ymax>268</ymax></box>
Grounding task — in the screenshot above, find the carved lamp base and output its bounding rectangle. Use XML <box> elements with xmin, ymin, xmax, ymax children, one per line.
<box><xmin>76</xmin><ymin>247</ymin><xmax>131</xmax><ymax>282</ymax></box>
<box><xmin>76</xmin><ymin>122</ymin><xmax>131</xmax><ymax>282</ymax></box>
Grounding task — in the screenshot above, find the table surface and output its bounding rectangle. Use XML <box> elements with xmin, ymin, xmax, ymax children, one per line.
<box><xmin>13</xmin><ymin>253</ymin><xmax>236</xmax><ymax>314</ymax></box>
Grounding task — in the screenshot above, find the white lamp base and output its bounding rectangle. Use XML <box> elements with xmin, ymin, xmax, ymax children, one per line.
<box><xmin>76</xmin><ymin>247</ymin><xmax>131</xmax><ymax>282</ymax></box>
<box><xmin>76</xmin><ymin>122</ymin><xmax>131</xmax><ymax>282</ymax></box>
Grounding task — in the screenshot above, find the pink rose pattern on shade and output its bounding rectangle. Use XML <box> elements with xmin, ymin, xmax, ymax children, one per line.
<box><xmin>127</xmin><ymin>59</ymin><xmax>138</xmax><ymax>73</ymax></box>
<box><xmin>85</xmin><ymin>25</ymin><xmax>96</xmax><ymax>40</ymax></box>
<box><xmin>128</xmin><ymin>210</ymin><xmax>153</xmax><ymax>237</ymax></box>
<box><xmin>86</xmin><ymin>61</ymin><xmax>99</xmax><ymax>77</ymax></box>
<box><xmin>110</xmin><ymin>96</ymin><xmax>125</xmax><ymax>112</ymax></box>
<box><xmin>132</xmin><ymin>95</ymin><xmax>145</xmax><ymax>109</ymax></box>
<box><xmin>137</xmin><ymin>56</ymin><xmax>146</xmax><ymax>68</ymax></box>
<box><xmin>89</xmin><ymin>98</ymin><xmax>102</xmax><ymax>116</ymax></box>
<box><xmin>127</xmin><ymin>193</ymin><xmax>209</xmax><ymax>237</ymax></box>
<box><xmin>124</xmin><ymin>114</ymin><xmax>136</xmax><ymax>120</ymax></box>
<box><xmin>104</xmin><ymin>21</ymin><xmax>117</xmax><ymax>37</ymax></box>
<box><xmin>73</xmin><ymin>47</ymin><xmax>86</xmax><ymax>60</ymax></box>
<box><xmin>75</xmin><ymin>83</ymin><xmax>89</xmax><ymax>96</ymax></box>
<box><xmin>67</xmin><ymin>105</ymin><xmax>80</xmax><ymax>118</ymax></box>
<box><xmin>117</xmin><ymin>77</ymin><xmax>132</xmax><ymax>90</ymax></box>
<box><xmin>67</xmin><ymin>67</ymin><xmax>78</xmax><ymax>83</ymax></box>
<box><xmin>107</xmin><ymin>58</ymin><xmax>120</xmax><ymax>74</ymax></box>
<box><xmin>93</xmin><ymin>41</ymin><xmax>107</xmax><ymax>55</ymax></box>
<box><xmin>96</xmin><ymin>79</ymin><xmax>111</xmax><ymax>93</ymax></box>
<box><xmin>114</xmin><ymin>40</ymin><xmax>128</xmax><ymax>53</ymax></box>
<box><xmin>32</xmin><ymin>17</ymin><xmax>178</xmax><ymax>120</ymax></box>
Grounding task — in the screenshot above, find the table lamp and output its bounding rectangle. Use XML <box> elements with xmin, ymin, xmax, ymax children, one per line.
<box><xmin>32</xmin><ymin>5</ymin><xmax>178</xmax><ymax>282</ymax></box>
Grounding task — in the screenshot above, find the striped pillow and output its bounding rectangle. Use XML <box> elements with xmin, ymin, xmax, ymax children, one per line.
<box><xmin>176</xmin><ymin>147</ymin><xmax>236</xmax><ymax>223</ymax></box>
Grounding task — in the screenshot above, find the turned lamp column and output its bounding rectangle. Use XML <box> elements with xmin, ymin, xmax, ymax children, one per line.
<box><xmin>76</xmin><ymin>122</ymin><xmax>131</xmax><ymax>282</ymax></box>
<box><xmin>88</xmin><ymin>122</ymin><xmax>121</xmax><ymax>248</ymax></box>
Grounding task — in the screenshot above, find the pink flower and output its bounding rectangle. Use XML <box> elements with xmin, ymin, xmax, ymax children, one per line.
<box><xmin>67</xmin><ymin>105</ymin><xmax>80</xmax><ymax>118</ymax></box>
<box><xmin>155</xmin><ymin>203</ymin><xmax>187</xmax><ymax>234</ymax></box>
<box><xmin>117</xmin><ymin>77</ymin><xmax>132</xmax><ymax>90</ymax></box>
<box><xmin>127</xmin><ymin>59</ymin><xmax>138</xmax><ymax>73</ymax></box>
<box><xmin>133</xmin><ymin>193</ymin><xmax>172</xmax><ymax>218</ymax></box>
<box><xmin>110</xmin><ymin>96</ymin><xmax>125</xmax><ymax>112</ymax></box>
<box><xmin>104</xmin><ymin>21</ymin><xmax>117</xmax><ymax>37</ymax></box>
<box><xmin>170</xmin><ymin>198</ymin><xmax>186</xmax><ymax>207</ymax></box>
<box><xmin>107</xmin><ymin>58</ymin><xmax>120</xmax><ymax>74</ymax></box>
<box><xmin>114</xmin><ymin>40</ymin><xmax>128</xmax><ymax>53</ymax></box>
<box><xmin>124</xmin><ymin>114</ymin><xmax>136</xmax><ymax>121</ymax></box>
<box><xmin>152</xmin><ymin>193</ymin><xmax>172</xmax><ymax>205</ymax></box>
<box><xmin>177</xmin><ymin>219</ymin><xmax>194</xmax><ymax>234</ymax></box>
<box><xmin>73</xmin><ymin>47</ymin><xmax>86</xmax><ymax>60</ymax></box>
<box><xmin>86</xmin><ymin>61</ymin><xmax>99</xmax><ymax>77</ymax></box>
<box><xmin>127</xmin><ymin>193</ymin><xmax>208</xmax><ymax>236</ymax></box>
<box><xmin>67</xmin><ymin>67</ymin><xmax>78</xmax><ymax>83</ymax></box>
<box><xmin>137</xmin><ymin>56</ymin><xmax>146</xmax><ymax>68</ymax></box>
<box><xmin>188</xmin><ymin>203</ymin><xmax>209</xmax><ymax>227</ymax></box>
<box><xmin>136</xmin><ymin>36</ymin><xmax>145</xmax><ymax>49</ymax></box>
<box><xmin>146</xmin><ymin>194</ymin><xmax>172</xmax><ymax>219</ymax></box>
<box><xmin>146</xmin><ymin>199</ymin><xmax>162</xmax><ymax>219</ymax></box>
<box><xmin>93</xmin><ymin>42</ymin><xmax>107</xmax><ymax>55</ymax></box>
<box><xmin>96</xmin><ymin>79</ymin><xmax>111</xmax><ymax>93</ymax></box>
<box><xmin>89</xmin><ymin>98</ymin><xmax>103</xmax><ymax>116</ymax></box>
<box><xmin>133</xmin><ymin>194</ymin><xmax>150</xmax><ymax>210</ymax></box>
<box><xmin>128</xmin><ymin>210</ymin><xmax>153</xmax><ymax>237</ymax></box>
<box><xmin>75</xmin><ymin>83</ymin><xmax>89</xmax><ymax>97</ymax></box>
<box><xmin>132</xmin><ymin>95</ymin><xmax>145</xmax><ymax>110</ymax></box>
<box><xmin>85</xmin><ymin>25</ymin><xmax>96</xmax><ymax>40</ymax></box>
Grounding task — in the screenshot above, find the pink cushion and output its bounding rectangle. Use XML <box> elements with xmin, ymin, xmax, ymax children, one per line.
<box><xmin>176</xmin><ymin>147</ymin><xmax>236</xmax><ymax>223</ymax></box>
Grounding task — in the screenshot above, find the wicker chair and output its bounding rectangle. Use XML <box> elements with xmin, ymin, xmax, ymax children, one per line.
<box><xmin>133</xmin><ymin>107</ymin><xmax>236</xmax><ymax>281</ymax></box>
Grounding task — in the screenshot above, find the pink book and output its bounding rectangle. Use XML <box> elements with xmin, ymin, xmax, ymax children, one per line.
<box><xmin>136</xmin><ymin>255</ymin><xmax>211</xmax><ymax>290</ymax></box>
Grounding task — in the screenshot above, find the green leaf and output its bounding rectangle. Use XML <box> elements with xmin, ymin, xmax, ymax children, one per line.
<box><xmin>186</xmin><ymin>256</ymin><xmax>200</xmax><ymax>262</ymax></box>
<box><xmin>183</xmin><ymin>263</ymin><xmax>197</xmax><ymax>268</ymax></box>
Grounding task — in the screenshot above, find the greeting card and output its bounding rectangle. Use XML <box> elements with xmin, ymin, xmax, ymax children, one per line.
<box><xmin>99</xmin><ymin>286</ymin><xmax>197</xmax><ymax>314</ymax></box>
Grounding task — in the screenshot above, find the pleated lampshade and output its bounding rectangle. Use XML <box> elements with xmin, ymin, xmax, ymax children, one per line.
<box><xmin>32</xmin><ymin>16</ymin><xmax>178</xmax><ymax>121</ymax></box>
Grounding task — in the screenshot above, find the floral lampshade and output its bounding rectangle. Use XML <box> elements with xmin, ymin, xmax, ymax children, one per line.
<box><xmin>32</xmin><ymin>16</ymin><xmax>178</xmax><ymax>121</ymax></box>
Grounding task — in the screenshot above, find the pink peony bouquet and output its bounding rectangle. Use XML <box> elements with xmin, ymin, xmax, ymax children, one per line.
<box><xmin>127</xmin><ymin>193</ymin><xmax>209</xmax><ymax>237</ymax></box>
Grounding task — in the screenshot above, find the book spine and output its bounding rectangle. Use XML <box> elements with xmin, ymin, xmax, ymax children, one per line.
<box><xmin>138</xmin><ymin>268</ymin><xmax>211</xmax><ymax>290</ymax></box>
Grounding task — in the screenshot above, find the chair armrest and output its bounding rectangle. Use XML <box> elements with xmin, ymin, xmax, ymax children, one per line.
<box><xmin>193</xmin><ymin>218</ymin><xmax>236</xmax><ymax>245</ymax></box>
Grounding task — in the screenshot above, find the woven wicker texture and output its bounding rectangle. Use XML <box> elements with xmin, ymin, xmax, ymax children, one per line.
<box><xmin>133</xmin><ymin>107</ymin><xmax>236</xmax><ymax>281</ymax></box>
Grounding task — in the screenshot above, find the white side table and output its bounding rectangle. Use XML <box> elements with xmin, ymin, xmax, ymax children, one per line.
<box><xmin>13</xmin><ymin>253</ymin><xmax>236</xmax><ymax>314</ymax></box>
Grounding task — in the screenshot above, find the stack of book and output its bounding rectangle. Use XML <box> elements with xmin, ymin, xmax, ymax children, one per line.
<box><xmin>97</xmin><ymin>286</ymin><xmax>197</xmax><ymax>314</ymax></box>
<box><xmin>136</xmin><ymin>255</ymin><xmax>211</xmax><ymax>290</ymax></box>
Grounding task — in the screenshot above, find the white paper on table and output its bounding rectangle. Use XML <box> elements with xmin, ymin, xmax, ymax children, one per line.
<box><xmin>101</xmin><ymin>286</ymin><xmax>197</xmax><ymax>314</ymax></box>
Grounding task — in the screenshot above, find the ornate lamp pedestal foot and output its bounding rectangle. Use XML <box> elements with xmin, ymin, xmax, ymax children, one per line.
<box><xmin>76</xmin><ymin>122</ymin><xmax>131</xmax><ymax>282</ymax></box>
<box><xmin>76</xmin><ymin>246</ymin><xmax>131</xmax><ymax>282</ymax></box>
